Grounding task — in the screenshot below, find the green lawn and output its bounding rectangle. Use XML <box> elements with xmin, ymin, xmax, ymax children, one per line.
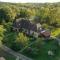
<box><xmin>22</xmin><ymin>39</ymin><xmax>60</xmax><ymax>60</ymax></box>
<box><xmin>0</xmin><ymin>49</ymin><xmax>16</xmax><ymax>60</ymax></box>
<box><xmin>35</xmin><ymin>40</ymin><xmax>60</xmax><ymax>60</ymax></box>
<box><xmin>51</xmin><ymin>28</ymin><xmax>60</xmax><ymax>37</ymax></box>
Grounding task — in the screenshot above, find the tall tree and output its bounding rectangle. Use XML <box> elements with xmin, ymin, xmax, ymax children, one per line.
<box><xmin>0</xmin><ymin>6</ymin><xmax>16</xmax><ymax>23</ymax></box>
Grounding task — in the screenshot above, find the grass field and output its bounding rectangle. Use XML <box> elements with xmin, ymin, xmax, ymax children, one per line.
<box><xmin>23</xmin><ymin>39</ymin><xmax>60</xmax><ymax>60</ymax></box>
<box><xmin>0</xmin><ymin>49</ymin><xmax>16</xmax><ymax>60</ymax></box>
<box><xmin>35</xmin><ymin>40</ymin><xmax>60</xmax><ymax>60</ymax></box>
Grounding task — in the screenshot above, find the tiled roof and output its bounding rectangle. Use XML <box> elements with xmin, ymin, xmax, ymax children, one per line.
<box><xmin>13</xmin><ymin>18</ymin><xmax>37</xmax><ymax>32</ymax></box>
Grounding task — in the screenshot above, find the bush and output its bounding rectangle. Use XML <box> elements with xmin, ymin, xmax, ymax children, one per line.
<box><xmin>16</xmin><ymin>33</ymin><xmax>29</xmax><ymax>47</ymax></box>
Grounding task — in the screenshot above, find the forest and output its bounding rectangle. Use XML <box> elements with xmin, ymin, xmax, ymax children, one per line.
<box><xmin>0</xmin><ymin>2</ymin><xmax>60</xmax><ymax>60</ymax></box>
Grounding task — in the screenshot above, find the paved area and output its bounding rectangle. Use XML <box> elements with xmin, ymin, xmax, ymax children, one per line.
<box><xmin>0</xmin><ymin>45</ymin><xmax>33</xmax><ymax>60</ymax></box>
<box><xmin>16</xmin><ymin>56</ymin><xmax>19</xmax><ymax>60</ymax></box>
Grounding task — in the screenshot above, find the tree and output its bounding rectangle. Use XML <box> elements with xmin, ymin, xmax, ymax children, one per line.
<box><xmin>0</xmin><ymin>25</ymin><xmax>6</xmax><ymax>46</ymax></box>
<box><xmin>16</xmin><ymin>9</ymin><xmax>31</xmax><ymax>19</ymax></box>
<box><xmin>16</xmin><ymin>33</ymin><xmax>29</xmax><ymax>47</ymax></box>
<box><xmin>0</xmin><ymin>6</ymin><xmax>16</xmax><ymax>23</ymax></box>
<box><xmin>34</xmin><ymin>7</ymin><xmax>50</xmax><ymax>24</ymax></box>
<box><xmin>3</xmin><ymin>32</ymin><xmax>17</xmax><ymax>47</ymax></box>
<box><xmin>46</xmin><ymin>7</ymin><xmax>60</xmax><ymax>27</ymax></box>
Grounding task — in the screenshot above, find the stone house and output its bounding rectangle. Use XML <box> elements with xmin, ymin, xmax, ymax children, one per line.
<box><xmin>13</xmin><ymin>18</ymin><xmax>50</xmax><ymax>38</ymax></box>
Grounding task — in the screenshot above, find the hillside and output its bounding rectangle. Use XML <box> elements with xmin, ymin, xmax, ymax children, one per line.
<box><xmin>0</xmin><ymin>2</ymin><xmax>60</xmax><ymax>60</ymax></box>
